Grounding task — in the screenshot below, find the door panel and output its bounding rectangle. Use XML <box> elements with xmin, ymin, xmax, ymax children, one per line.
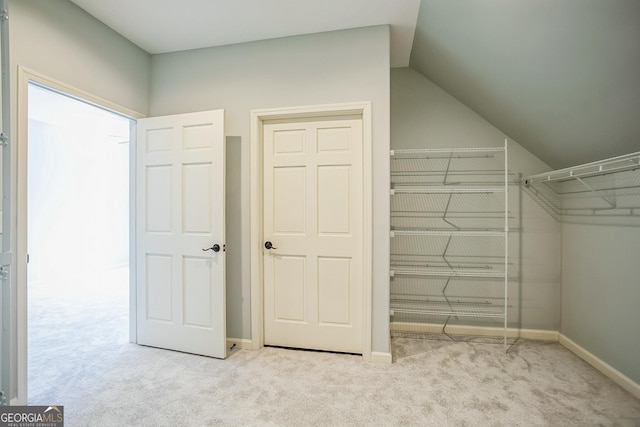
<box><xmin>273</xmin><ymin>167</ymin><xmax>306</xmax><ymax>234</ymax></box>
<box><xmin>263</xmin><ymin>117</ymin><xmax>363</xmax><ymax>354</ymax></box>
<box><xmin>183</xmin><ymin>256</ymin><xmax>214</xmax><ymax>327</ymax></box>
<box><xmin>183</xmin><ymin>163</ymin><xmax>213</xmax><ymax>233</ymax></box>
<box><xmin>318</xmin><ymin>257</ymin><xmax>351</xmax><ymax>325</ymax></box>
<box><xmin>137</xmin><ymin>110</ymin><xmax>226</xmax><ymax>359</ymax></box>
<box><xmin>318</xmin><ymin>166</ymin><xmax>351</xmax><ymax>234</ymax></box>
<box><xmin>273</xmin><ymin>256</ymin><xmax>306</xmax><ymax>322</ymax></box>
<box><xmin>145</xmin><ymin>254</ymin><xmax>172</xmax><ymax>321</ymax></box>
<box><xmin>145</xmin><ymin>166</ymin><xmax>172</xmax><ymax>231</ymax></box>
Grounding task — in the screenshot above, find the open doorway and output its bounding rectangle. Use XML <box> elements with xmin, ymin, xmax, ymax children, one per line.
<box><xmin>26</xmin><ymin>83</ymin><xmax>132</xmax><ymax>404</ymax></box>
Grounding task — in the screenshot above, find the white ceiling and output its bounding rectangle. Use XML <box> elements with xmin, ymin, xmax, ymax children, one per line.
<box><xmin>68</xmin><ymin>0</ymin><xmax>640</xmax><ymax>168</ymax></box>
<box><xmin>69</xmin><ymin>0</ymin><xmax>421</xmax><ymax>67</ymax></box>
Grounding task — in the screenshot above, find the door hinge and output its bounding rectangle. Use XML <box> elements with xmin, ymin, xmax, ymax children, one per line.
<box><xmin>0</xmin><ymin>266</ymin><xmax>7</xmax><ymax>280</ymax></box>
<box><xmin>0</xmin><ymin>390</ymin><xmax>6</xmax><ymax>406</ymax></box>
<box><xmin>0</xmin><ymin>9</ymin><xmax>8</xmax><ymax>22</ymax></box>
<box><xmin>0</xmin><ymin>132</ymin><xmax>8</xmax><ymax>146</ymax></box>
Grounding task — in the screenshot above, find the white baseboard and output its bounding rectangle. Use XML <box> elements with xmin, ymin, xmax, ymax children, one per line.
<box><xmin>369</xmin><ymin>351</ymin><xmax>393</xmax><ymax>364</ymax></box>
<box><xmin>558</xmin><ymin>334</ymin><xmax>640</xmax><ymax>400</ymax></box>
<box><xmin>390</xmin><ymin>322</ymin><xmax>559</xmax><ymax>342</ymax></box>
<box><xmin>226</xmin><ymin>338</ymin><xmax>253</xmax><ymax>351</ymax></box>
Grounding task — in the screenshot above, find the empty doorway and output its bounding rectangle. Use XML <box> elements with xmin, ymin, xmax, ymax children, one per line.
<box><xmin>26</xmin><ymin>83</ymin><xmax>132</xmax><ymax>404</ymax></box>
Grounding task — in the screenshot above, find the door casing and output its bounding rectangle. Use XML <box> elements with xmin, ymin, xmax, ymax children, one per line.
<box><xmin>250</xmin><ymin>102</ymin><xmax>372</xmax><ymax>360</ymax></box>
<box><xmin>16</xmin><ymin>66</ymin><xmax>143</xmax><ymax>404</ymax></box>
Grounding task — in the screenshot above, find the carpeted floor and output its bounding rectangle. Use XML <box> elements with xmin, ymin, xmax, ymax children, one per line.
<box><xmin>28</xmin><ymin>272</ymin><xmax>640</xmax><ymax>426</ymax></box>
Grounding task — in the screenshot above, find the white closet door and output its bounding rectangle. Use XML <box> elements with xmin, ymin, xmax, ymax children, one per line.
<box><xmin>263</xmin><ymin>117</ymin><xmax>363</xmax><ymax>354</ymax></box>
<box><xmin>136</xmin><ymin>110</ymin><xmax>226</xmax><ymax>358</ymax></box>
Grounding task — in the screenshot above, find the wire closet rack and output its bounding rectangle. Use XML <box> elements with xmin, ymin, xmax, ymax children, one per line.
<box><xmin>524</xmin><ymin>151</ymin><xmax>640</xmax><ymax>226</ymax></box>
<box><xmin>389</xmin><ymin>140</ymin><xmax>509</xmax><ymax>351</ymax></box>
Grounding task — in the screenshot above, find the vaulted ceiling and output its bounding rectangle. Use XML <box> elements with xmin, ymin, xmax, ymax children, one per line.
<box><xmin>69</xmin><ymin>0</ymin><xmax>640</xmax><ymax>169</ymax></box>
<box><xmin>411</xmin><ymin>1</ymin><xmax>640</xmax><ymax>169</ymax></box>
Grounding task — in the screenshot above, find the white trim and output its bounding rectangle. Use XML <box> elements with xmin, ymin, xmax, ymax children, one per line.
<box><xmin>226</xmin><ymin>338</ymin><xmax>254</xmax><ymax>351</ymax></box>
<box><xmin>559</xmin><ymin>334</ymin><xmax>640</xmax><ymax>400</ymax></box>
<box><xmin>249</xmin><ymin>110</ymin><xmax>264</xmax><ymax>351</ymax></box>
<box><xmin>16</xmin><ymin>67</ymin><xmax>29</xmax><ymax>405</ymax></box>
<box><xmin>16</xmin><ymin>66</ymin><xmax>142</xmax><ymax>404</ymax></box>
<box><xmin>361</xmin><ymin>104</ymin><xmax>373</xmax><ymax>361</ymax></box>
<box><xmin>250</xmin><ymin>102</ymin><xmax>373</xmax><ymax>358</ymax></box>
<box><xmin>18</xmin><ymin>67</ymin><xmax>144</xmax><ymax>120</ymax></box>
<box><xmin>369</xmin><ymin>351</ymin><xmax>393</xmax><ymax>364</ymax></box>
<box><xmin>390</xmin><ymin>322</ymin><xmax>559</xmax><ymax>342</ymax></box>
<box><xmin>128</xmin><ymin>120</ymin><xmax>137</xmax><ymax>344</ymax></box>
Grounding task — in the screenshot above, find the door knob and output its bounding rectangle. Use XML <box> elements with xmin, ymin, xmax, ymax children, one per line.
<box><xmin>202</xmin><ymin>244</ymin><xmax>221</xmax><ymax>252</ymax></box>
<box><xmin>264</xmin><ymin>241</ymin><xmax>277</xmax><ymax>250</ymax></box>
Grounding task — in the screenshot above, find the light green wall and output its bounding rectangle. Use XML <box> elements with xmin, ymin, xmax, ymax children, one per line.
<box><xmin>10</xmin><ymin>0</ymin><xmax>151</xmax><ymax>114</ymax></box>
<box><xmin>561</xmin><ymin>224</ymin><xmax>640</xmax><ymax>383</ymax></box>
<box><xmin>393</xmin><ymin>66</ymin><xmax>640</xmax><ymax>386</ymax></box>
<box><xmin>9</xmin><ymin>1</ymin><xmax>637</xmax><ymax>388</ymax></box>
<box><xmin>150</xmin><ymin>26</ymin><xmax>391</xmax><ymax>353</ymax></box>
<box><xmin>391</xmin><ymin>67</ymin><xmax>562</xmax><ymax>331</ymax></box>
<box><xmin>6</xmin><ymin>0</ymin><xmax>150</xmax><ymax>404</ymax></box>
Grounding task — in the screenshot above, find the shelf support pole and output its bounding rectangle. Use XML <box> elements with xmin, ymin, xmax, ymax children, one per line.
<box><xmin>574</xmin><ymin>176</ymin><xmax>617</xmax><ymax>209</ymax></box>
<box><xmin>443</xmin><ymin>152</ymin><xmax>454</xmax><ymax>185</ymax></box>
<box><xmin>503</xmin><ymin>138</ymin><xmax>508</xmax><ymax>353</ymax></box>
<box><xmin>442</xmin><ymin>193</ymin><xmax>460</xmax><ymax>229</ymax></box>
<box><xmin>442</xmin><ymin>315</ymin><xmax>452</xmax><ymax>338</ymax></box>
<box><xmin>442</xmin><ymin>277</ymin><xmax>452</xmax><ymax>309</ymax></box>
<box><xmin>442</xmin><ymin>235</ymin><xmax>454</xmax><ymax>269</ymax></box>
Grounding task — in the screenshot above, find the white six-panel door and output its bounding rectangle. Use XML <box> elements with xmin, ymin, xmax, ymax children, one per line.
<box><xmin>136</xmin><ymin>110</ymin><xmax>226</xmax><ymax>359</ymax></box>
<box><xmin>263</xmin><ymin>116</ymin><xmax>363</xmax><ymax>354</ymax></box>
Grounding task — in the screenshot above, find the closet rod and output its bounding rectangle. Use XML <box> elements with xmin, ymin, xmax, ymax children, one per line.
<box><xmin>524</xmin><ymin>151</ymin><xmax>640</xmax><ymax>184</ymax></box>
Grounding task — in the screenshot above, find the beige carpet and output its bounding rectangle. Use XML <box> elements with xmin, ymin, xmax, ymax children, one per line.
<box><xmin>28</xmin><ymin>276</ymin><xmax>640</xmax><ymax>426</ymax></box>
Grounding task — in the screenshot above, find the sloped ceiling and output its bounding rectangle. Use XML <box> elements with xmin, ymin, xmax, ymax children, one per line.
<box><xmin>410</xmin><ymin>0</ymin><xmax>640</xmax><ymax>169</ymax></box>
<box><xmin>68</xmin><ymin>0</ymin><xmax>421</xmax><ymax>67</ymax></box>
<box><xmin>68</xmin><ymin>0</ymin><xmax>640</xmax><ymax>169</ymax></box>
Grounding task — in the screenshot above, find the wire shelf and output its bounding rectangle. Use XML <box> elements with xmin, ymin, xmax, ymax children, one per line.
<box><xmin>525</xmin><ymin>151</ymin><xmax>640</xmax><ymax>184</ymax></box>
<box><xmin>391</xmin><ymin>186</ymin><xmax>505</xmax><ymax>195</ymax></box>
<box><xmin>390</xmin><ymin>229</ymin><xmax>506</xmax><ymax>238</ymax></box>
<box><xmin>390</xmin><ymin>147</ymin><xmax>505</xmax><ymax>159</ymax></box>
<box><xmin>390</xmin><ymin>299</ymin><xmax>505</xmax><ymax>318</ymax></box>
<box><xmin>390</xmin><ymin>267</ymin><xmax>506</xmax><ymax>279</ymax></box>
<box><xmin>524</xmin><ymin>151</ymin><xmax>640</xmax><ymax>225</ymax></box>
<box><xmin>389</xmin><ymin>140</ymin><xmax>509</xmax><ymax>350</ymax></box>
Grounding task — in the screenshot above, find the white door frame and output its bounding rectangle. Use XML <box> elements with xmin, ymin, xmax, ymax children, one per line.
<box><xmin>250</xmin><ymin>102</ymin><xmax>373</xmax><ymax>360</ymax></box>
<box><xmin>15</xmin><ymin>66</ymin><xmax>143</xmax><ymax>404</ymax></box>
